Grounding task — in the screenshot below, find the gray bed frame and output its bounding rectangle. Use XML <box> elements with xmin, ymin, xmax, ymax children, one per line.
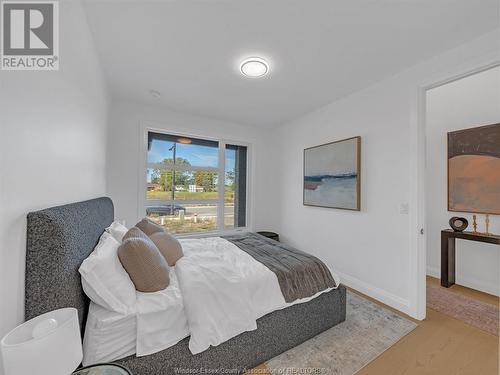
<box><xmin>25</xmin><ymin>197</ymin><xmax>346</xmax><ymax>375</ymax></box>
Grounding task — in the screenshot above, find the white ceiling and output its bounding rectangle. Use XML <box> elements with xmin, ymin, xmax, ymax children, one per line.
<box><xmin>83</xmin><ymin>0</ymin><xmax>498</xmax><ymax>128</ymax></box>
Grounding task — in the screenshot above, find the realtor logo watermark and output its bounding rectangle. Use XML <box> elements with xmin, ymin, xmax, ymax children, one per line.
<box><xmin>1</xmin><ymin>0</ymin><xmax>59</xmax><ymax>70</ymax></box>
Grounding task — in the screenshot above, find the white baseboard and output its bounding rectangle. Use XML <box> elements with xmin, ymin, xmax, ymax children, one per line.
<box><xmin>426</xmin><ymin>266</ymin><xmax>439</xmax><ymax>278</ymax></box>
<box><xmin>337</xmin><ymin>271</ymin><xmax>411</xmax><ymax>316</ymax></box>
<box><xmin>427</xmin><ymin>266</ymin><xmax>500</xmax><ymax>296</ymax></box>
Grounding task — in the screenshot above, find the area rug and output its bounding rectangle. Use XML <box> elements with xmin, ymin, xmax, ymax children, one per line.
<box><xmin>427</xmin><ymin>283</ymin><xmax>499</xmax><ymax>336</ymax></box>
<box><xmin>266</xmin><ymin>291</ymin><xmax>417</xmax><ymax>375</ymax></box>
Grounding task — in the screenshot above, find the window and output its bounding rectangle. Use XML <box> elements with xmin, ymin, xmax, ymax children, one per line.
<box><xmin>145</xmin><ymin>131</ymin><xmax>248</xmax><ymax>234</ymax></box>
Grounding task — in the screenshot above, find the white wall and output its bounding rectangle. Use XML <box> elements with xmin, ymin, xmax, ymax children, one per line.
<box><xmin>0</xmin><ymin>0</ymin><xmax>109</xmax><ymax>338</ymax></box>
<box><xmin>106</xmin><ymin>100</ymin><xmax>275</xmax><ymax>232</ymax></box>
<box><xmin>426</xmin><ymin>66</ymin><xmax>500</xmax><ymax>295</ymax></box>
<box><xmin>266</xmin><ymin>30</ymin><xmax>499</xmax><ymax>317</ymax></box>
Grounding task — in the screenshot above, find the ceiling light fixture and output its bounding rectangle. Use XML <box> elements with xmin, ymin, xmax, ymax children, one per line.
<box><xmin>240</xmin><ymin>57</ymin><xmax>269</xmax><ymax>78</ymax></box>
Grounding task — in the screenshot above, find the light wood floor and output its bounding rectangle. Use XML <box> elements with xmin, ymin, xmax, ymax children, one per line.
<box><xmin>254</xmin><ymin>276</ymin><xmax>499</xmax><ymax>375</ymax></box>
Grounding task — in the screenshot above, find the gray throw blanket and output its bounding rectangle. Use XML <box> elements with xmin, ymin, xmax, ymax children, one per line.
<box><xmin>222</xmin><ymin>232</ymin><xmax>336</xmax><ymax>302</ymax></box>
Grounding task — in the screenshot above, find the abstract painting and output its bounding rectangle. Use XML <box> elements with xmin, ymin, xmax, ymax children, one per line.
<box><xmin>304</xmin><ymin>136</ymin><xmax>360</xmax><ymax>210</ymax></box>
<box><xmin>448</xmin><ymin>123</ymin><xmax>500</xmax><ymax>214</ymax></box>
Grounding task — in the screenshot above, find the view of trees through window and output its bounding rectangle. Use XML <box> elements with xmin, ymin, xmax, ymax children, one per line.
<box><xmin>146</xmin><ymin>132</ymin><xmax>247</xmax><ymax>234</ymax></box>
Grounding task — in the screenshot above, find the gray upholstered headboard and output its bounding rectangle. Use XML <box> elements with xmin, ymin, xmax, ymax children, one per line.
<box><xmin>25</xmin><ymin>197</ymin><xmax>114</xmax><ymax>333</ymax></box>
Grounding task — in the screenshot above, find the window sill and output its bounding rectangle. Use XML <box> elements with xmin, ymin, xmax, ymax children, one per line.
<box><xmin>173</xmin><ymin>227</ymin><xmax>251</xmax><ymax>239</ymax></box>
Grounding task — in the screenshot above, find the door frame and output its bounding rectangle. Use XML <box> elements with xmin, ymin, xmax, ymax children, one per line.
<box><xmin>409</xmin><ymin>60</ymin><xmax>500</xmax><ymax>320</ymax></box>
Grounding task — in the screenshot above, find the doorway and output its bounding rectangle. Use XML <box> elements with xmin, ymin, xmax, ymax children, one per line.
<box><xmin>421</xmin><ymin>65</ymin><xmax>499</xmax><ymax>331</ymax></box>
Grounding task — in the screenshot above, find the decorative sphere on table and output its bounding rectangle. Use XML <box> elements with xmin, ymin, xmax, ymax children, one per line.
<box><xmin>449</xmin><ymin>217</ymin><xmax>468</xmax><ymax>232</ymax></box>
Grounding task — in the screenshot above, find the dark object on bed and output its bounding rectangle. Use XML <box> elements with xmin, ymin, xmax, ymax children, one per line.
<box><xmin>223</xmin><ymin>232</ymin><xmax>336</xmax><ymax>302</ymax></box>
<box><xmin>25</xmin><ymin>197</ymin><xmax>346</xmax><ymax>375</ymax></box>
<box><xmin>257</xmin><ymin>231</ymin><xmax>280</xmax><ymax>242</ymax></box>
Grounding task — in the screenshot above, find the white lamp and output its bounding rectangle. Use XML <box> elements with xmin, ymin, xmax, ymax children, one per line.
<box><xmin>1</xmin><ymin>308</ymin><xmax>83</xmax><ymax>375</ymax></box>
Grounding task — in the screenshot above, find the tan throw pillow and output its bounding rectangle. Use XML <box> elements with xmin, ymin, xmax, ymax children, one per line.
<box><xmin>123</xmin><ymin>226</ymin><xmax>150</xmax><ymax>241</ymax></box>
<box><xmin>135</xmin><ymin>218</ymin><xmax>164</xmax><ymax>236</ymax></box>
<box><xmin>149</xmin><ymin>231</ymin><xmax>184</xmax><ymax>266</ymax></box>
<box><xmin>118</xmin><ymin>229</ymin><xmax>170</xmax><ymax>293</ymax></box>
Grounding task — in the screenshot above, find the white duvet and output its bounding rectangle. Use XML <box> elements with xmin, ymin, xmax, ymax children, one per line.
<box><xmin>176</xmin><ymin>237</ymin><xmax>340</xmax><ymax>354</ymax></box>
<box><xmin>135</xmin><ymin>270</ymin><xmax>189</xmax><ymax>356</ymax></box>
<box><xmin>83</xmin><ymin>236</ymin><xmax>340</xmax><ymax>362</ymax></box>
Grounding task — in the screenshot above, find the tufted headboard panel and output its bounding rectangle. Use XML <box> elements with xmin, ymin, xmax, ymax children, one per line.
<box><xmin>25</xmin><ymin>197</ymin><xmax>114</xmax><ymax>333</ymax></box>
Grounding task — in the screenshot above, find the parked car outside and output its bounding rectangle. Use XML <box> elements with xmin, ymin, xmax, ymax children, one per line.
<box><xmin>146</xmin><ymin>204</ymin><xmax>186</xmax><ymax>216</ymax></box>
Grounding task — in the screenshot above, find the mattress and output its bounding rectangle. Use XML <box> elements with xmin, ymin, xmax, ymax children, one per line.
<box><xmin>83</xmin><ymin>301</ymin><xmax>136</xmax><ymax>365</ymax></box>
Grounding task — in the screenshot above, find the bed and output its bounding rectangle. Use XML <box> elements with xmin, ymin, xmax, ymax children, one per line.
<box><xmin>25</xmin><ymin>197</ymin><xmax>346</xmax><ymax>375</ymax></box>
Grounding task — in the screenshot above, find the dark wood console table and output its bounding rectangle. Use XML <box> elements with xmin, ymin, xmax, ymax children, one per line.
<box><xmin>441</xmin><ymin>229</ymin><xmax>500</xmax><ymax>287</ymax></box>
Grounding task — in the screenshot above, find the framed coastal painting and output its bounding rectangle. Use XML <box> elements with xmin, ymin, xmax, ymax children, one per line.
<box><xmin>448</xmin><ymin>123</ymin><xmax>500</xmax><ymax>214</ymax></box>
<box><xmin>303</xmin><ymin>136</ymin><xmax>361</xmax><ymax>210</ymax></box>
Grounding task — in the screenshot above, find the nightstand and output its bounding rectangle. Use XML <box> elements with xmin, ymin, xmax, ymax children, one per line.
<box><xmin>73</xmin><ymin>363</ymin><xmax>132</xmax><ymax>375</ymax></box>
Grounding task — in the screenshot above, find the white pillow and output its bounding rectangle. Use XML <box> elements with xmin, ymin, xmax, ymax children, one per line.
<box><xmin>106</xmin><ymin>221</ymin><xmax>128</xmax><ymax>242</ymax></box>
<box><xmin>79</xmin><ymin>232</ymin><xmax>136</xmax><ymax>313</ymax></box>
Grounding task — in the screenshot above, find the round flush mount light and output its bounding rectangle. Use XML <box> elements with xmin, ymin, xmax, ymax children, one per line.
<box><xmin>240</xmin><ymin>57</ymin><xmax>269</xmax><ymax>78</ymax></box>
